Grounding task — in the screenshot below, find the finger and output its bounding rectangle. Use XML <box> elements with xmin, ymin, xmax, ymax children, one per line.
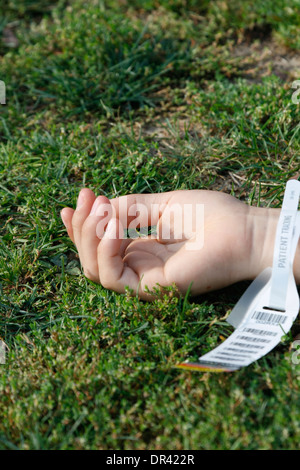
<box><xmin>71</xmin><ymin>188</ymin><xmax>96</xmax><ymax>260</ymax></box>
<box><xmin>110</xmin><ymin>192</ymin><xmax>173</xmax><ymax>230</ymax></box>
<box><xmin>61</xmin><ymin>207</ymin><xmax>75</xmax><ymax>243</ymax></box>
<box><xmin>97</xmin><ymin>218</ymin><xmax>140</xmax><ymax>294</ymax></box>
<box><xmin>80</xmin><ymin>195</ymin><xmax>112</xmax><ymax>281</ymax></box>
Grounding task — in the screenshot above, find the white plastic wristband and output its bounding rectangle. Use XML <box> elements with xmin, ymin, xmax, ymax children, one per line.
<box><xmin>269</xmin><ymin>180</ymin><xmax>300</xmax><ymax>311</ymax></box>
<box><xmin>178</xmin><ymin>180</ymin><xmax>300</xmax><ymax>372</ymax></box>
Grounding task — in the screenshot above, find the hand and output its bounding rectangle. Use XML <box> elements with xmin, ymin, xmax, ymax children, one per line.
<box><xmin>61</xmin><ymin>188</ymin><xmax>265</xmax><ymax>300</ymax></box>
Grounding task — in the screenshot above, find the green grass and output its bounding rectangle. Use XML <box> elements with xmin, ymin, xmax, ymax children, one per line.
<box><xmin>0</xmin><ymin>0</ymin><xmax>300</xmax><ymax>450</ymax></box>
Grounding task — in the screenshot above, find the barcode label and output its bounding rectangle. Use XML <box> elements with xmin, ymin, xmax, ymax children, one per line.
<box><xmin>251</xmin><ymin>310</ymin><xmax>288</xmax><ymax>325</ymax></box>
<box><xmin>232</xmin><ymin>342</ymin><xmax>264</xmax><ymax>350</ymax></box>
<box><xmin>225</xmin><ymin>347</ymin><xmax>256</xmax><ymax>355</ymax></box>
<box><xmin>242</xmin><ymin>327</ymin><xmax>277</xmax><ymax>337</ymax></box>
<box><xmin>217</xmin><ymin>351</ymin><xmax>249</xmax><ymax>359</ymax></box>
<box><xmin>198</xmin><ymin>360</ymin><xmax>241</xmax><ymax>370</ymax></box>
<box><xmin>196</xmin><ymin>301</ymin><xmax>296</xmax><ymax>372</ymax></box>
<box><xmin>213</xmin><ymin>355</ymin><xmax>245</xmax><ymax>364</ymax></box>
<box><xmin>236</xmin><ymin>335</ymin><xmax>271</xmax><ymax>344</ymax></box>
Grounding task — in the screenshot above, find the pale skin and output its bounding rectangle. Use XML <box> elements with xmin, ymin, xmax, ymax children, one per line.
<box><xmin>60</xmin><ymin>188</ymin><xmax>300</xmax><ymax>301</ymax></box>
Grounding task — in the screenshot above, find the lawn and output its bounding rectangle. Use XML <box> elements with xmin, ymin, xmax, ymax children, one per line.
<box><xmin>0</xmin><ymin>0</ymin><xmax>300</xmax><ymax>450</ymax></box>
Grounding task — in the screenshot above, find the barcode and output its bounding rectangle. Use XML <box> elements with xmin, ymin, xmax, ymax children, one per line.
<box><xmin>199</xmin><ymin>360</ymin><xmax>240</xmax><ymax>370</ymax></box>
<box><xmin>236</xmin><ymin>335</ymin><xmax>271</xmax><ymax>344</ymax></box>
<box><xmin>232</xmin><ymin>342</ymin><xmax>264</xmax><ymax>350</ymax></box>
<box><xmin>242</xmin><ymin>327</ymin><xmax>277</xmax><ymax>337</ymax></box>
<box><xmin>252</xmin><ymin>310</ymin><xmax>287</xmax><ymax>325</ymax></box>
<box><xmin>225</xmin><ymin>347</ymin><xmax>256</xmax><ymax>355</ymax></box>
<box><xmin>217</xmin><ymin>351</ymin><xmax>249</xmax><ymax>359</ymax></box>
<box><xmin>213</xmin><ymin>355</ymin><xmax>246</xmax><ymax>364</ymax></box>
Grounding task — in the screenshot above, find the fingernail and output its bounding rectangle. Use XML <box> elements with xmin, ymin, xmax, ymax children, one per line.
<box><xmin>76</xmin><ymin>190</ymin><xmax>85</xmax><ymax>209</ymax></box>
<box><xmin>104</xmin><ymin>219</ymin><xmax>117</xmax><ymax>239</ymax></box>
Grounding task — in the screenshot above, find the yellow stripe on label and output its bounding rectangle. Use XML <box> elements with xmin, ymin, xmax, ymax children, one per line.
<box><xmin>175</xmin><ymin>362</ymin><xmax>236</xmax><ymax>373</ymax></box>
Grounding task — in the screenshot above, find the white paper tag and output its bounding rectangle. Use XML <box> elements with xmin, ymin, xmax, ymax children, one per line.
<box><xmin>177</xmin><ymin>181</ymin><xmax>300</xmax><ymax>372</ymax></box>
<box><xmin>269</xmin><ymin>179</ymin><xmax>300</xmax><ymax>311</ymax></box>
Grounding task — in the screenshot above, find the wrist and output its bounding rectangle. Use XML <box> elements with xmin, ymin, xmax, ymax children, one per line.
<box><xmin>248</xmin><ymin>206</ymin><xmax>300</xmax><ymax>284</ymax></box>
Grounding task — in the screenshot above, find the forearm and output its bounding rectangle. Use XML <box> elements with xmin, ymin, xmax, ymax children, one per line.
<box><xmin>248</xmin><ymin>206</ymin><xmax>300</xmax><ymax>284</ymax></box>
